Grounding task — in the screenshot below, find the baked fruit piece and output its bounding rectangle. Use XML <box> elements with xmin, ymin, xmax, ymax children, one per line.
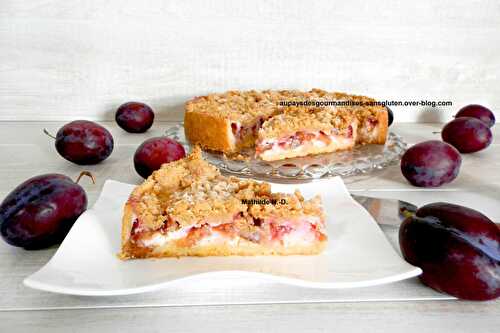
<box><xmin>255</xmin><ymin>106</ymin><xmax>358</xmax><ymax>161</ymax></box>
<box><xmin>120</xmin><ymin>147</ymin><xmax>327</xmax><ymax>259</ymax></box>
<box><xmin>184</xmin><ymin>89</ymin><xmax>388</xmax><ymax>157</ymax></box>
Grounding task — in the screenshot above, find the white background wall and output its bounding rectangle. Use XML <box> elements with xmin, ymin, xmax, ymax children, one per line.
<box><xmin>0</xmin><ymin>0</ymin><xmax>499</xmax><ymax>122</ymax></box>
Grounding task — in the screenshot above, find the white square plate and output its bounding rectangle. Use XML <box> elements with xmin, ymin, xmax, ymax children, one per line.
<box><xmin>24</xmin><ymin>177</ymin><xmax>421</xmax><ymax>296</ymax></box>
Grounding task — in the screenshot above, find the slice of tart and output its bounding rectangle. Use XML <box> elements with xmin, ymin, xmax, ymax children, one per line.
<box><xmin>255</xmin><ymin>106</ymin><xmax>358</xmax><ymax>161</ymax></box>
<box><xmin>119</xmin><ymin>147</ymin><xmax>327</xmax><ymax>259</ymax></box>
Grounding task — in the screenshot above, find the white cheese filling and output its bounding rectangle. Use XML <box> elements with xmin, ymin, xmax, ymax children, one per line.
<box><xmin>140</xmin><ymin>227</ymin><xmax>192</xmax><ymax>247</ymax></box>
<box><xmin>359</xmin><ymin>125</ymin><xmax>380</xmax><ymax>141</ymax></box>
<box><xmin>196</xmin><ymin>232</ymin><xmax>240</xmax><ymax>246</ymax></box>
<box><xmin>258</xmin><ymin>133</ymin><xmax>353</xmax><ymax>159</ymax></box>
<box><xmin>138</xmin><ymin>216</ymin><xmax>324</xmax><ymax>248</ymax></box>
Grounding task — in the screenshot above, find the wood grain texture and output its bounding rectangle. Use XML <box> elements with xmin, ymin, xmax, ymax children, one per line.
<box><xmin>1</xmin><ymin>301</ymin><xmax>499</xmax><ymax>333</ymax></box>
<box><xmin>0</xmin><ymin>122</ymin><xmax>498</xmax><ymax>331</ymax></box>
<box><xmin>1</xmin><ymin>122</ymin><xmax>498</xmax><ymax>219</ymax></box>
<box><xmin>0</xmin><ymin>122</ymin><xmax>498</xmax><ymax>321</ymax></box>
<box><xmin>1</xmin><ymin>0</ymin><xmax>499</xmax><ymax>122</ymax></box>
<box><xmin>0</xmin><ymin>223</ymin><xmax>453</xmax><ymax>311</ymax></box>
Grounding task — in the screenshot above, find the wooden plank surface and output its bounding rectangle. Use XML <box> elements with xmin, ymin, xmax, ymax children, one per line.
<box><xmin>0</xmin><ymin>227</ymin><xmax>453</xmax><ymax>311</ymax></box>
<box><xmin>1</xmin><ymin>122</ymin><xmax>498</xmax><ymax>219</ymax></box>
<box><xmin>1</xmin><ymin>301</ymin><xmax>499</xmax><ymax>333</ymax></box>
<box><xmin>0</xmin><ymin>122</ymin><xmax>498</xmax><ymax>332</ymax></box>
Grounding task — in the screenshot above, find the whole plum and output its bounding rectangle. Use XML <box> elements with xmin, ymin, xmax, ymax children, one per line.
<box><xmin>386</xmin><ymin>107</ymin><xmax>394</xmax><ymax>126</ymax></box>
<box><xmin>442</xmin><ymin>117</ymin><xmax>492</xmax><ymax>153</ymax></box>
<box><xmin>399</xmin><ymin>202</ymin><xmax>499</xmax><ymax>300</ymax></box>
<box><xmin>456</xmin><ymin>104</ymin><xmax>495</xmax><ymax>128</ymax></box>
<box><xmin>400</xmin><ymin>140</ymin><xmax>461</xmax><ymax>187</ymax></box>
<box><xmin>115</xmin><ymin>102</ymin><xmax>155</xmax><ymax>133</ymax></box>
<box><xmin>51</xmin><ymin>120</ymin><xmax>114</xmax><ymax>165</ymax></box>
<box><xmin>134</xmin><ymin>137</ymin><xmax>186</xmax><ymax>178</ymax></box>
<box><xmin>0</xmin><ymin>172</ymin><xmax>92</xmax><ymax>249</ymax></box>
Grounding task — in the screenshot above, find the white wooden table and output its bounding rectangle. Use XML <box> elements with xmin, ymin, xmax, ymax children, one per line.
<box><xmin>0</xmin><ymin>121</ymin><xmax>498</xmax><ymax>332</ymax></box>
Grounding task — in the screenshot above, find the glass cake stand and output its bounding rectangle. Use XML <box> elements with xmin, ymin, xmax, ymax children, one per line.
<box><xmin>165</xmin><ymin>124</ymin><xmax>407</xmax><ymax>183</ymax></box>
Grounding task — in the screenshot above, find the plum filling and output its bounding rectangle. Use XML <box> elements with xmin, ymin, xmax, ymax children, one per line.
<box><xmin>231</xmin><ymin>122</ymin><xmax>259</xmax><ymax>139</ymax></box>
<box><xmin>130</xmin><ymin>215</ymin><xmax>325</xmax><ymax>248</ymax></box>
<box><xmin>130</xmin><ymin>218</ymin><xmax>148</xmax><ymax>242</ymax></box>
<box><xmin>131</xmin><ymin>219</ymin><xmax>140</xmax><ymax>234</ymax></box>
<box><xmin>230</xmin><ymin>118</ymin><xmax>267</xmax><ymax>145</ymax></box>
<box><xmin>256</xmin><ymin>126</ymin><xmax>354</xmax><ymax>157</ymax></box>
<box><xmin>365</xmin><ymin>117</ymin><xmax>379</xmax><ymax>131</ymax></box>
<box><xmin>231</xmin><ymin>122</ymin><xmax>239</xmax><ymax>136</ymax></box>
<box><xmin>270</xmin><ymin>224</ymin><xmax>293</xmax><ymax>240</ymax></box>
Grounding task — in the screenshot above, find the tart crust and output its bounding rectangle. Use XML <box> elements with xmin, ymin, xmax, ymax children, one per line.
<box><xmin>122</xmin><ymin>239</ymin><xmax>327</xmax><ymax>258</ymax></box>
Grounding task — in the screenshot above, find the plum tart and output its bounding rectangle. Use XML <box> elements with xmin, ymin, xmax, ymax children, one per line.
<box><xmin>120</xmin><ymin>147</ymin><xmax>327</xmax><ymax>259</ymax></box>
<box><xmin>184</xmin><ymin>89</ymin><xmax>388</xmax><ymax>160</ymax></box>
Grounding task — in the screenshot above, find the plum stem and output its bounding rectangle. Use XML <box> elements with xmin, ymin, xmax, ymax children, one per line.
<box><xmin>401</xmin><ymin>209</ymin><xmax>415</xmax><ymax>219</ymax></box>
<box><xmin>43</xmin><ymin>128</ymin><xmax>56</xmax><ymax>140</ymax></box>
<box><xmin>75</xmin><ymin>171</ymin><xmax>96</xmax><ymax>184</ymax></box>
<box><xmin>432</xmin><ymin>131</ymin><xmax>441</xmax><ymax>134</ymax></box>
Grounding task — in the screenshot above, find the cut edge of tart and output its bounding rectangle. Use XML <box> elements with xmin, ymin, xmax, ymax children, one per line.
<box><xmin>119</xmin><ymin>147</ymin><xmax>327</xmax><ymax>259</ymax></box>
<box><xmin>255</xmin><ymin>106</ymin><xmax>358</xmax><ymax>161</ymax></box>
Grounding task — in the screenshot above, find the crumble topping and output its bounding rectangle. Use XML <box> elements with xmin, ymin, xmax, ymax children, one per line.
<box><xmin>127</xmin><ymin>147</ymin><xmax>324</xmax><ymax>233</ymax></box>
<box><xmin>258</xmin><ymin>106</ymin><xmax>356</xmax><ymax>140</ymax></box>
<box><xmin>128</xmin><ymin>147</ymin><xmax>219</xmax><ymax>230</ymax></box>
<box><xmin>185</xmin><ymin>89</ymin><xmax>385</xmax><ymax>127</ymax></box>
<box><xmin>185</xmin><ymin>90</ymin><xmax>278</xmax><ymax>125</ymax></box>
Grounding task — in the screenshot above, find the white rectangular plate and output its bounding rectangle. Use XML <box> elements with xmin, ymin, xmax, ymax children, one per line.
<box><xmin>24</xmin><ymin>177</ymin><xmax>421</xmax><ymax>296</ymax></box>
